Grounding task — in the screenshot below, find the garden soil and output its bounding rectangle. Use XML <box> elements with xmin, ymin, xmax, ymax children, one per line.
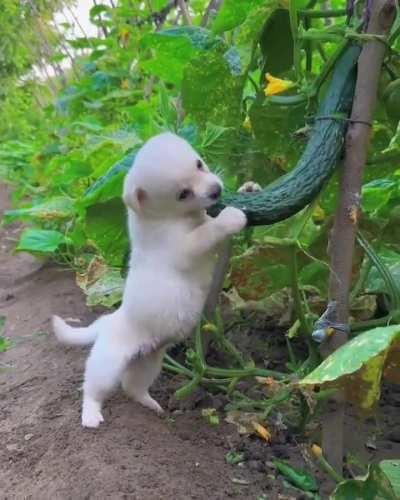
<box><xmin>1</xmin><ymin>185</ymin><xmax>399</xmax><ymax>500</ymax></box>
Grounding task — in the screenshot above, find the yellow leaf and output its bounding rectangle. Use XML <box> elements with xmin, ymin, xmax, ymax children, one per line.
<box><xmin>360</xmin><ymin>352</ymin><xmax>386</xmax><ymax>409</ymax></box>
<box><xmin>311</xmin><ymin>444</ymin><xmax>323</xmax><ymax>458</ymax></box>
<box><xmin>264</xmin><ymin>73</ymin><xmax>295</xmax><ymax>96</ymax></box>
<box><xmin>251</xmin><ymin>421</ymin><xmax>272</xmax><ymax>442</ymax></box>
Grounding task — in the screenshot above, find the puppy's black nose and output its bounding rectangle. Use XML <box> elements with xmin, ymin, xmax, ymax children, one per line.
<box><xmin>209</xmin><ymin>184</ymin><xmax>222</xmax><ymax>200</ymax></box>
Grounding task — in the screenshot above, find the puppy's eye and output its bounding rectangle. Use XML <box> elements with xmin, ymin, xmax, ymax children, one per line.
<box><xmin>177</xmin><ymin>188</ymin><xmax>193</xmax><ymax>201</ymax></box>
<box><xmin>196</xmin><ymin>159</ymin><xmax>204</xmax><ymax>171</ymax></box>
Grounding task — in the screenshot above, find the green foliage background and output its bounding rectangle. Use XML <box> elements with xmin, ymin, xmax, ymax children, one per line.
<box><xmin>1</xmin><ymin>0</ymin><xmax>400</xmax><ymax>318</ymax></box>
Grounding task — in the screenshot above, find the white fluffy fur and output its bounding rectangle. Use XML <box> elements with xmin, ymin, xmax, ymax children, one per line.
<box><xmin>52</xmin><ymin>132</ymin><xmax>246</xmax><ymax>428</ymax></box>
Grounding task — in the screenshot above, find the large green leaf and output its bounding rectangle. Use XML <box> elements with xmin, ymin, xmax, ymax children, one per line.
<box><xmin>365</xmin><ymin>248</ymin><xmax>400</xmax><ymax>295</ymax></box>
<box><xmin>249</xmin><ymin>96</ymin><xmax>307</xmax><ymax>164</ymax></box>
<box><xmin>299</xmin><ymin>325</ymin><xmax>400</xmax><ymax>409</ymax></box>
<box><xmin>80</xmin><ymin>152</ymin><xmax>136</xmax><ymax>208</ymax></box>
<box><xmin>152</xmin><ymin>0</ymin><xmax>170</xmax><ymax>8</ymax></box>
<box><xmin>89</xmin><ymin>4</ymin><xmax>112</xmax><ymax>27</ymax></box>
<box><xmin>230</xmin><ymin>244</ymin><xmax>292</xmax><ymax>300</ymax></box>
<box><xmin>141</xmin><ymin>27</ymin><xmax>223</xmax><ymax>86</ymax></box>
<box><xmin>182</xmin><ymin>52</ymin><xmax>244</xmax><ymax>127</ymax></box>
<box><xmin>16</xmin><ymin>229</ymin><xmax>66</xmax><ymax>254</ymax></box>
<box><xmin>362</xmin><ymin>178</ymin><xmax>398</xmax><ymax>215</ymax></box>
<box><xmin>380</xmin><ymin>460</ymin><xmax>400</xmax><ymax>497</ymax></box>
<box><xmin>236</xmin><ymin>1</ymin><xmax>279</xmax><ymax>46</ymax></box>
<box><xmin>84</xmin><ymin>130</ymin><xmax>141</xmax><ymax>155</ymax></box>
<box><xmin>76</xmin><ymin>259</ymin><xmax>124</xmax><ymax>307</ymax></box>
<box><xmin>141</xmin><ymin>43</ymin><xmax>193</xmax><ymax>86</ymax></box>
<box><xmin>331</xmin><ymin>463</ymin><xmax>397</xmax><ymax>500</ymax></box>
<box><xmin>298</xmin><ymin>261</ymin><xmax>329</xmax><ymax>295</ymax></box>
<box><xmin>84</xmin><ymin>198</ymin><xmax>129</xmax><ymax>266</ymax></box>
<box><xmin>153</xmin><ymin>26</ymin><xmax>224</xmax><ymax>51</ymax></box>
<box><xmin>212</xmin><ymin>0</ymin><xmax>266</xmax><ymax>34</ymax></box>
<box><xmin>85</xmin><ymin>269</ymin><xmax>124</xmax><ymax>308</ymax></box>
<box><xmin>4</xmin><ymin>197</ymin><xmax>75</xmax><ymax>223</ymax></box>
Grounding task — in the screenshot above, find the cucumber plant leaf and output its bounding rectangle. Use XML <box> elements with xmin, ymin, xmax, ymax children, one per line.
<box><xmin>4</xmin><ymin>197</ymin><xmax>74</xmax><ymax>224</ymax></box>
<box><xmin>380</xmin><ymin>460</ymin><xmax>400</xmax><ymax>497</ymax></box>
<box><xmin>16</xmin><ymin>229</ymin><xmax>66</xmax><ymax>254</ymax></box>
<box><xmin>331</xmin><ymin>462</ymin><xmax>398</xmax><ymax>500</ymax></box>
<box><xmin>76</xmin><ymin>258</ymin><xmax>124</xmax><ymax>307</ymax></box>
<box><xmin>212</xmin><ymin>0</ymin><xmax>266</xmax><ymax>34</ymax></box>
<box><xmin>230</xmin><ymin>243</ymin><xmax>292</xmax><ymax>300</ymax></box>
<box><xmin>83</xmin><ymin>199</ymin><xmax>129</xmax><ymax>267</ymax></box>
<box><xmin>84</xmin><ymin>268</ymin><xmax>124</xmax><ymax>308</ymax></box>
<box><xmin>299</xmin><ymin>326</ymin><xmax>400</xmax><ymax>409</ymax></box>
<box><xmin>365</xmin><ymin>248</ymin><xmax>400</xmax><ymax>295</ymax></box>
<box><xmin>141</xmin><ymin>27</ymin><xmax>222</xmax><ymax>86</ymax></box>
<box><xmin>149</xmin><ymin>26</ymin><xmax>224</xmax><ymax>51</ymax></box>
<box><xmin>80</xmin><ymin>152</ymin><xmax>136</xmax><ymax>208</ymax></box>
<box><xmin>182</xmin><ymin>51</ymin><xmax>244</xmax><ymax>127</ymax></box>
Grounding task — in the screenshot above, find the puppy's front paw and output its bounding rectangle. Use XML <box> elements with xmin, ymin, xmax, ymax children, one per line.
<box><xmin>82</xmin><ymin>410</ymin><xmax>104</xmax><ymax>428</ymax></box>
<box><xmin>237</xmin><ymin>181</ymin><xmax>262</xmax><ymax>193</ymax></box>
<box><xmin>217</xmin><ymin>206</ymin><xmax>247</xmax><ymax>234</ymax></box>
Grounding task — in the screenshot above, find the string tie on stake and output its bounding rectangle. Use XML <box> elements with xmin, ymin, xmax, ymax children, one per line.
<box><xmin>312</xmin><ymin>300</ymin><xmax>350</xmax><ymax>343</ymax></box>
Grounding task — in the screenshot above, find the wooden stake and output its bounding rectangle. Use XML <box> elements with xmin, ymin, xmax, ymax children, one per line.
<box><xmin>321</xmin><ymin>0</ymin><xmax>395</xmax><ymax>488</ymax></box>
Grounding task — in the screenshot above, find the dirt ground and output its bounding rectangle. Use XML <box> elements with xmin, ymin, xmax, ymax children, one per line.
<box><xmin>1</xmin><ymin>184</ymin><xmax>399</xmax><ymax>500</ymax></box>
<box><xmin>0</xmin><ymin>185</ymin><xmax>275</xmax><ymax>500</ymax></box>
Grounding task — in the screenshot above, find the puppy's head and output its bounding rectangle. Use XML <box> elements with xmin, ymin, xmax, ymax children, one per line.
<box><xmin>123</xmin><ymin>132</ymin><xmax>223</xmax><ymax>217</ymax></box>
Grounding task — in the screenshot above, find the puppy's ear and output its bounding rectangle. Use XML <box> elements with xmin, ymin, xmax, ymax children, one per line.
<box><xmin>123</xmin><ymin>187</ymin><xmax>148</xmax><ymax>214</ymax></box>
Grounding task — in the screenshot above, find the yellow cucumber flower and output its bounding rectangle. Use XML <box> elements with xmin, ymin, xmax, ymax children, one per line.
<box><xmin>243</xmin><ymin>115</ymin><xmax>252</xmax><ymax>131</ymax></box>
<box><xmin>264</xmin><ymin>73</ymin><xmax>295</xmax><ymax>96</ymax></box>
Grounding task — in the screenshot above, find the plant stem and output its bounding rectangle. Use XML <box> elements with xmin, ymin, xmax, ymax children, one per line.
<box><xmin>289</xmin><ymin>0</ymin><xmax>302</xmax><ymax>79</ymax></box>
<box><xmin>289</xmin><ymin>245</ymin><xmax>310</xmax><ymax>334</ymax></box>
<box><xmin>350</xmin><ymin>314</ymin><xmax>396</xmax><ymax>332</ymax></box>
<box><xmin>201</xmin><ymin>0</ymin><xmax>223</xmax><ymax>27</ymax></box>
<box><xmin>315</xmin><ymin>454</ymin><xmax>345</xmax><ymax>483</ymax></box>
<box><xmin>317</xmin><ymin>42</ymin><xmax>328</xmax><ymax>62</ymax></box>
<box><xmin>304</xmin><ymin>16</ymin><xmax>313</xmax><ymax>72</ymax></box>
<box><xmin>177</xmin><ymin>0</ymin><xmax>192</xmax><ymax>24</ymax></box>
<box><xmin>202</xmin><ymin>240</ymin><xmax>232</xmax><ymax>354</ymax></box>
<box><xmin>299</xmin><ymin>8</ymin><xmax>347</xmax><ymax>18</ymax></box>
<box><xmin>195</xmin><ymin>325</ymin><xmax>206</xmax><ymax>368</ymax></box>
<box><xmin>349</xmin><ymin>257</ymin><xmax>372</xmax><ymax>303</ymax></box>
<box><xmin>205</xmin><ymin>366</ymin><xmax>288</xmax><ymax>380</ymax></box>
<box><xmin>367</xmin><ymin>149</ymin><xmax>400</xmax><ymax>164</ymax></box>
<box><xmin>357</xmin><ymin>231</ymin><xmax>400</xmax><ymax>309</ymax></box>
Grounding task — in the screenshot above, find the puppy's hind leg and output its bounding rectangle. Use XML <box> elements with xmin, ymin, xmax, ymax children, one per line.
<box><xmin>121</xmin><ymin>347</ymin><xmax>166</xmax><ymax>415</ymax></box>
<box><xmin>82</xmin><ymin>340</ymin><xmax>131</xmax><ymax>428</ymax></box>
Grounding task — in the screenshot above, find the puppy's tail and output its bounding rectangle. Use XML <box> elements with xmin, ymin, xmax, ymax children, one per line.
<box><xmin>52</xmin><ymin>315</ymin><xmax>98</xmax><ymax>346</ymax></box>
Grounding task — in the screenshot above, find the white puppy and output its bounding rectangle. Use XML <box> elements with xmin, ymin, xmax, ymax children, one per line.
<box><xmin>52</xmin><ymin>132</ymin><xmax>247</xmax><ymax>428</ymax></box>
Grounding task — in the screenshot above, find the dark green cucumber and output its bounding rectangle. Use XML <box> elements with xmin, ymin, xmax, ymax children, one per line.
<box><xmin>208</xmin><ymin>45</ymin><xmax>361</xmax><ymax>226</ymax></box>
